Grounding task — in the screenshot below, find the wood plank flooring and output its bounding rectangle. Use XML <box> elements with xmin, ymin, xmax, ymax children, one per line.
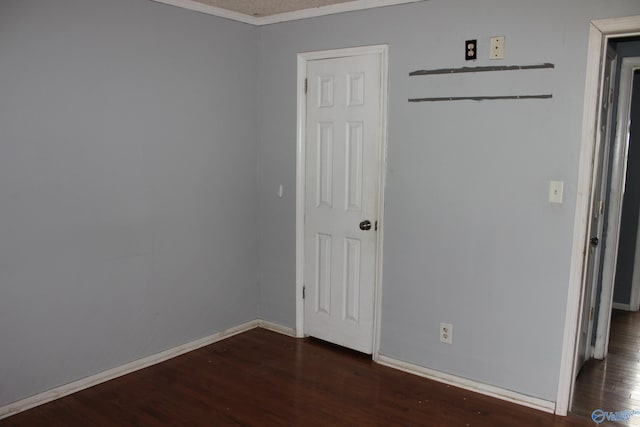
<box><xmin>572</xmin><ymin>309</ymin><xmax>640</xmax><ymax>426</ymax></box>
<box><xmin>1</xmin><ymin>328</ymin><xmax>593</xmax><ymax>427</ymax></box>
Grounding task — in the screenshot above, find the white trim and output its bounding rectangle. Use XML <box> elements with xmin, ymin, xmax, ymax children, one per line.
<box><xmin>372</xmin><ymin>46</ymin><xmax>389</xmax><ymax>362</ymax></box>
<box><xmin>256</xmin><ymin>0</ymin><xmax>424</xmax><ymax>25</ymax></box>
<box><xmin>1</xmin><ymin>318</ymin><xmax>563</xmax><ymax>420</ymax></box>
<box><xmin>557</xmin><ymin>15</ymin><xmax>640</xmax><ymax>416</ymax></box>
<box><xmin>0</xmin><ymin>320</ymin><xmax>259</xmax><ymax>420</ymax></box>
<box><xmin>257</xmin><ymin>319</ymin><xmax>297</xmax><ymax>337</ymax></box>
<box><xmin>149</xmin><ymin>0</ymin><xmax>425</xmax><ymax>26</ymax></box>
<box><xmin>592</xmin><ymin>15</ymin><xmax>640</xmax><ymax>35</ymax></box>
<box><xmin>149</xmin><ymin>0</ymin><xmax>257</xmax><ymax>24</ymax></box>
<box><xmin>295</xmin><ymin>44</ymin><xmax>389</xmax><ymax>352</ymax></box>
<box><xmin>377</xmin><ymin>355</ymin><xmax>556</xmax><ymax>414</ymax></box>
<box><xmin>295</xmin><ymin>53</ymin><xmax>307</xmax><ymax>338</ymax></box>
<box><xmin>612</xmin><ymin>302</ymin><xmax>632</xmax><ymax>311</ymax></box>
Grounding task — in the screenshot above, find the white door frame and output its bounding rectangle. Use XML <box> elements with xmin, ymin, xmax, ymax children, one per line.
<box><xmin>295</xmin><ymin>45</ymin><xmax>389</xmax><ymax>359</ymax></box>
<box><xmin>594</xmin><ymin>56</ymin><xmax>640</xmax><ymax>359</ymax></box>
<box><xmin>556</xmin><ymin>15</ymin><xmax>640</xmax><ymax>416</ymax></box>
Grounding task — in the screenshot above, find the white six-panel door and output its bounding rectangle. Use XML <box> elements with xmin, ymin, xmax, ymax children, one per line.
<box><xmin>303</xmin><ymin>52</ymin><xmax>382</xmax><ymax>354</ymax></box>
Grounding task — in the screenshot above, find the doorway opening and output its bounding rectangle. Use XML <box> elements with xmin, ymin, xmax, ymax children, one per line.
<box><xmin>557</xmin><ymin>15</ymin><xmax>640</xmax><ymax>417</ymax></box>
<box><xmin>571</xmin><ymin>39</ymin><xmax>640</xmax><ymax>419</ymax></box>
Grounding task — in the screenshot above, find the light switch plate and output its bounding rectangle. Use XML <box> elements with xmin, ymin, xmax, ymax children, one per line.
<box><xmin>549</xmin><ymin>181</ymin><xmax>564</xmax><ymax>204</ymax></box>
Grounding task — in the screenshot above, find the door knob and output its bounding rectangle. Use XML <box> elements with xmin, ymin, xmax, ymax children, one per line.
<box><xmin>359</xmin><ymin>220</ymin><xmax>372</xmax><ymax>231</ymax></box>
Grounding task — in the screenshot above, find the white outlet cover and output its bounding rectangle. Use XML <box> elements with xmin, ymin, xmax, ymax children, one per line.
<box><xmin>440</xmin><ymin>322</ymin><xmax>453</xmax><ymax>344</ymax></box>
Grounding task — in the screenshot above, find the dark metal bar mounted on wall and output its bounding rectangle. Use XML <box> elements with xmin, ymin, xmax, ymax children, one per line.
<box><xmin>409</xmin><ymin>63</ymin><xmax>555</xmax><ymax>76</ymax></box>
<box><xmin>409</xmin><ymin>94</ymin><xmax>553</xmax><ymax>102</ymax></box>
<box><xmin>408</xmin><ymin>63</ymin><xmax>554</xmax><ymax>102</ymax></box>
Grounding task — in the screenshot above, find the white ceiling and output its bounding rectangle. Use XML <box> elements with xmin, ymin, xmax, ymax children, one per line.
<box><xmin>151</xmin><ymin>0</ymin><xmax>426</xmax><ymax>25</ymax></box>
<box><xmin>194</xmin><ymin>0</ymin><xmax>355</xmax><ymax>17</ymax></box>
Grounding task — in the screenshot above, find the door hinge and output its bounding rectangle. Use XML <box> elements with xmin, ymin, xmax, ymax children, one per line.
<box><xmin>303</xmin><ymin>285</ymin><xmax>306</xmax><ymax>299</ymax></box>
<box><xmin>589</xmin><ymin>306</ymin><xmax>594</xmax><ymax>320</ymax></box>
<box><xmin>304</xmin><ymin>78</ymin><xmax>308</xmax><ymax>95</ymax></box>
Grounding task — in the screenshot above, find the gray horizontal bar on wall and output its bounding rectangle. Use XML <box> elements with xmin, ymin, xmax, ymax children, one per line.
<box><xmin>409</xmin><ymin>63</ymin><xmax>555</xmax><ymax>76</ymax></box>
<box><xmin>408</xmin><ymin>94</ymin><xmax>553</xmax><ymax>102</ymax></box>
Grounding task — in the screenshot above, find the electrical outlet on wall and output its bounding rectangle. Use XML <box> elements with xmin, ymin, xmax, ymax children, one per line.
<box><xmin>465</xmin><ymin>39</ymin><xmax>477</xmax><ymax>60</ymax></box>
<box><xmin>440</xmin><ymin>322</ymin><xmax>453</xmax><ymax>344</ymax></box>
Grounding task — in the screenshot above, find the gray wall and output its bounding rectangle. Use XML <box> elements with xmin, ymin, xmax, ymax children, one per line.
<box><xmin>613</xmin><ymin>41</ymin><xmax>640</xmax><ymax>306</ymax></box>
<box><xmin>256</xmin><ymin>0</ymin><xmax>640</xmax><ymax>401</ymax></box>
<box><xmin>0</xmin><ymin>0</ymin><xmax>258</xmax><ymax>406</ymax></box>
<box><xmin>4</xmin><ymin>0</ymin><xmax>640</xmax><ymax>411</ymax></box>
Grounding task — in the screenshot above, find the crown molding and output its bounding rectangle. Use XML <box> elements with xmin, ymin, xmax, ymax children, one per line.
<box><xmin>149</xmin><ymin>0</ymin><xmax>426</xmax><ymax>26</ymax></box>
<box><xmin>150</xmin><ymin>0</ymin><xmax>258</xmax><ymax>24</ymax></box>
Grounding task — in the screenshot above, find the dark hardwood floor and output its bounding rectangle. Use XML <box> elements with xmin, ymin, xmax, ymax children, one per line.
<box><xmin>572</xmin><ymin>309</ymin><xmax>640</xmax><ymax>426</ymax></box>
<box><xmin>1</xmin><ymin>328</ymin><xmax>592</xmax><ymax>427</ymax></box>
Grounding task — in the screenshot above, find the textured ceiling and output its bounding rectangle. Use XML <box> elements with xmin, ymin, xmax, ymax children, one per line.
<box><xmin>191</xmin><ymin>0</ymin><xmax>356</xmax><ymax>17</ymax></box>
<box><xmin>152</xmin><ymin>0</ymin><xmax>426</xmax><ymax>24</ymax></box>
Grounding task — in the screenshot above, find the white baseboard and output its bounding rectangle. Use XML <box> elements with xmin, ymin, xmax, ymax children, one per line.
<box><xmin>2</xmin><ymin>321</ymin><xmax>553</xmax><ymax>421</ymax></box>
<box><xmin>376</xmin><ymin>355</ymin><xmax>556</xmax><ymax>414</ymax></box>
<box><xmin>257</xmin><ymin>319</ymin><xmax>297</xmax><ymax>337</ymax></box>
<box><xmin>0</xmin><ymin>320</ymin><xmax>259</xmax><ymax>420</ymax></box>
<box><xmin>612</xmin><ymin>302</ymin><xmax>631</xmax><ymax>311</ymax></box>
